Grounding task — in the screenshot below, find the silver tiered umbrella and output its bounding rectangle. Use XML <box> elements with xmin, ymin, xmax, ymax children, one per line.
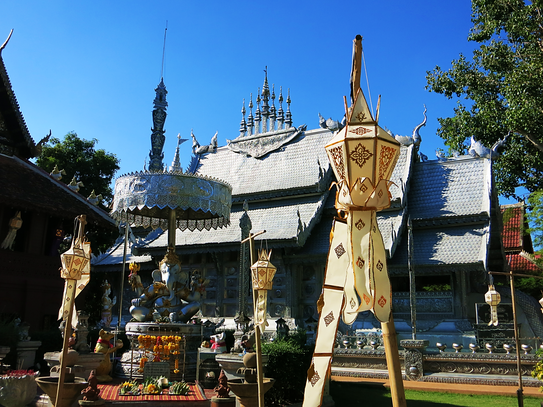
<box><xmin>111</xmin><ymin>170</ymin><xmax>232</xmax><ymax>247</ymax></box>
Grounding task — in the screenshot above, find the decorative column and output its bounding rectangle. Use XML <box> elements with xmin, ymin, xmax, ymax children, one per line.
<box><xmin>234</xmin><ymin>202</ymin><xmax>252</xmax><ymax>337</ymax></box>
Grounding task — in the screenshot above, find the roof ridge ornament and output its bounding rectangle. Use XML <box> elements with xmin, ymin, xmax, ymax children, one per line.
<box><xmin>0</xmin><ymin>29</ymin><xmax>13</xmax><ymax>54</ymax></box>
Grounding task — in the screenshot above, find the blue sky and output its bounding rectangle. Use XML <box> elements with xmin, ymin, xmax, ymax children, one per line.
<box><xmin>2</xmin><ymin>1</ymin><xmax>518</xmax><ymax>203</ymax></box>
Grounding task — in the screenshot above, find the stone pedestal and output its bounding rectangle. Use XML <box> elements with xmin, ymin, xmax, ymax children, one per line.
<box><xmin>16</xmin><ymin>340</ymin><xmax>41</xmax><ymax>369</ymax></box>
<box><xmin>77</xmin><ymin>353</ymin><xmax>105</xmax><ymax>381</ymax></box>
<box><xmin>215</xmin><ymin>353</ymin><xmax>268</xmax><ymax>380</ymax></box>
<box><xmin>123</xmin><ymin>322</ymin><xmax>204</xmax><ymax>382</ymax></box>
<box><xmin>400</xmin><ymin>339</ymin><xmax>429</xmax><ymax>381</ymax></box>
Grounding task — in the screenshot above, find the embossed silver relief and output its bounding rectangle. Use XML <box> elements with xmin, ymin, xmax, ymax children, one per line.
<box><xmin>404</xmin><ymin>348</ymin><xmax>424</xmax><ymax>381</ymax></box>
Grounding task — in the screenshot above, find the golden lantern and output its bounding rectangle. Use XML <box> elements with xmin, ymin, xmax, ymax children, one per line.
<box><xmin>250</xmin><ymin>249</ymin><xmax>276</xmax><ymax>329</ymax></box>
<box><xmin>485</xmin><ymin>284</ymin><xmax>501</xmax><ymax>326</ymax></box>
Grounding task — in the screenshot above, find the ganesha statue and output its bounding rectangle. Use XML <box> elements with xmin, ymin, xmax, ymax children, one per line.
<box><xmin>129</xmin><ymin>246</ymin><xmax>209</xmax><ymax>323</ymax></box>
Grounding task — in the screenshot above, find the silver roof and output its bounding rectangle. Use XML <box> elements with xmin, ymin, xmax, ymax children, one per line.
<box><xmin>92</xmin><ymin>235</ymin><xmax>153</xmax><ymax>269</ymax></box>
<box><xmin>195</xmin><ymin>128</ymin><xmax>333</xmax><ymax>199</ymax></box>
<box><xmin>102</xmin><ymin>121</ymin><xmax>496</xmax><ymax>271</ymax></box>
<box><xmin>389</xmin><ymin>224</ymin><xmax>489</xmax><ymax>269</ymax></box>
<box><xmin>408</xmin><ymin>156</ymin><xmax>492</xmax><ymax>220</ymax></box>
<box><xmin>138</xmin><ymin>192</ymin><xmax>330</xmax><ymax>251</ymax></box>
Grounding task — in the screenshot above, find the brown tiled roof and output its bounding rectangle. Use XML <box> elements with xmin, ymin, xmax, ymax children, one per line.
<box><xmin>501</xmin><ymin>203</ymin><xmax>524</xmax><ymax>250</ymax></box>
<box><xmin>507</xmin><ymin>253</ymin><xmax>543</xmax><ymax>273</ymax></box>
<box><xmin>0</xmin><ymin>154</ymin><xmax>115</xmax><ymax>228</ymax></box>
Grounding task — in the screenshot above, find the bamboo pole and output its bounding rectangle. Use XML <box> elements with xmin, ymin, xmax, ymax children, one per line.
<box><xmin>381</xmin><ymin>315</ymin><xmax>406</xmax><ymax>407</ymax></box>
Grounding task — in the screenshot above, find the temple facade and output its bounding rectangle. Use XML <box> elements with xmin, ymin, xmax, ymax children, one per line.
<box><xmin>91</xmin><ymin>72</ymin><xmax>543</xmax><ymax>345</ymax></box>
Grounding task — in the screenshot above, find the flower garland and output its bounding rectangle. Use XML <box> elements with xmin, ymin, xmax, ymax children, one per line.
<box><xmin>137</xmin><ymin>335</ymin><xmax>183</xmax><ymax>374</ymax></box>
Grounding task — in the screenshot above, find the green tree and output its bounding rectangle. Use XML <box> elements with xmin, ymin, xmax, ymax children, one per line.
<box><xmin>36</xmin><ymin>132</ymin><xmax>120</xmax><ymax>205</ymax></box>
<box><xmin>426</xmin><ymin>0</ymin><xmax>543</xmax><ymax>199</ymax></box>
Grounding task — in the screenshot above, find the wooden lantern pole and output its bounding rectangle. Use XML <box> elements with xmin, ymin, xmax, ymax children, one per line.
<box><xmin>55</xmin><ymin>215</ymin><xmax>87</xmax><ymax>407</ymax></box>
<box><xmin>241</xmin><ymin>229</ymin><xmax>266</xmax><ymax>407</ymax></box>
<box><xmin>486</xmin><ymin>269</ymin><xmax>543</xmax><ymax>407</ymax></box>
<box><xmin>381</xmin><ymin>317</ymin><xmax>407</xmax><ymax>407</ymax></box>
<box><xmin>351</xmin><ymin>33</ymin><xmax>406</xmax><ymax>407</ymax></box>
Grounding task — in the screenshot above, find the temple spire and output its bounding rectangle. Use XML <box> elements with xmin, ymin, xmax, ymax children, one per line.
<box><xmin>261</xmin><ymin>67</ymin><xmax>270</xmax><ymax>133</ymax></box>
<box><xmin>254</xmin><ymin>88</ymin><xmax>261</xmax><ymax>135</ymax></box>
<box><xmin>239</xmin><ymin>99</ymin><xmax>247</xmax><ymax>136</ymax></box>
<box><xmin>270</xmin><ymin>84</ymin><xmax>276</xmax><ymax>131</ymax></box>
<box><xmin>239</xmin><ymin>71</ymin><xmax>292</xmax><ymax>135</ymax></box>
<box><xmin>285</xmin><ymin>88</ymin><xmax>292</xmax><ymax>128</ymax></box>
<box><xmin>170</xmin><ymin>133</ymin><xmax>187</xmax><ymax>172</ymax></box>
<box><xmin>149</xmin><ymin>78</ymin><xmax>168</xmax><ymax>172</ymax></box>
<box><xmin>247</xmin><ymin>94</ymin><xmax>254</xmax><ymax>136</ymax></box>
<box><xmin>277</xmin><ymin>86</ymin><xmax>284</xmax><ymax>129</ymax></box>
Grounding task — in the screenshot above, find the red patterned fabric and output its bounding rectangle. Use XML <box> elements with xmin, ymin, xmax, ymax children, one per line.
<box><xmin>97</xmin><ymin>383</ymin><xmax>207</xmax><ymax>401</ymax></box>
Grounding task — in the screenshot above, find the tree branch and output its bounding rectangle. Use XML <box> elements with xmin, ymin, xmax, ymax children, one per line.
<box><xmin>514</xmin><ymin>128</ymin><xmax>543</xmax><ymax>153</ymax></box>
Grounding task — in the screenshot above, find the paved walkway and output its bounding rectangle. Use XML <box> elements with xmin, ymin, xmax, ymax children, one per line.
<box><xmin>331</xmin><ymin>375</ymin><xmax>543</xmax><ymax>398</ymax></box>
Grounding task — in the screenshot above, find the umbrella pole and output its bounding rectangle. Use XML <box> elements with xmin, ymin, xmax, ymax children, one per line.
<box><xmin>381</xmin><ymin>316</ymin><xmax>406</xmax><ymax>407</ymax></box>
<box><xmin>117</xmin><ymin>222</ymin><xmax>129</xmax><ymax>332</ymax></box>
<box><xmin>168</xmin><ymin>209</ymin><xmax>177</xmax><ymax>249</ymax></box>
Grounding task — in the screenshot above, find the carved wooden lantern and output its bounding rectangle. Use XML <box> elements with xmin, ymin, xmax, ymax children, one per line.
<box><xmin>325</xmin><ymin>89</ymin><xmax>400</xmax><ymax>212</ymax></box>
<box><xmin>485</xmin><ymin>285</ymin><xmax>501</xmax><ymax>326</ymax></box>
<box><xmin>250</xmin><ymin>250</ymin><xmax>276</xmax><ymax>329</ymax></box>
<box><xmin>58</xmin><ymin>216</ymin><xmax>91</xmax><ymax>328</ymax></box>
<box><xmin>323</xmin><ymin>88</ymin><xmax>400</xmax><ymax>324</ymax></box>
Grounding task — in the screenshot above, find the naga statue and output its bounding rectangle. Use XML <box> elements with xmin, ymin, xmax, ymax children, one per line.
<box><xmin>129</xmin><ymin>246</ymin><xmax>208</xmax><ymax>323</ymax></box>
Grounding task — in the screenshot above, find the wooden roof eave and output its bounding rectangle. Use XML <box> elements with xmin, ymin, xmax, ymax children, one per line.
<box><xmin>0</xmin><ymin>48</ymin><xmax>36</xmax><ymax>159</ymax></box>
